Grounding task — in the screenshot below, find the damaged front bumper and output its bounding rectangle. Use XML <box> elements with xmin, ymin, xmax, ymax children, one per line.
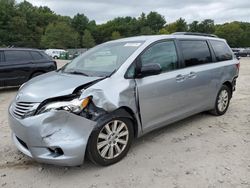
<box><xmin>8</xmin><ymin>105</ymin><xmax>96</xmax><ymax>166</ymax></box>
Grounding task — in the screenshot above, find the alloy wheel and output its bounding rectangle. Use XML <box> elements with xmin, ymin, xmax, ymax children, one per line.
<box><xmin>97</xmin><ymin>120</ymin><xmax>129</xmax><ymax>159</ymax></box>
<box><xmin>217</xmin><ymin>89</ymin><xmax>229</xmax><ymax>112</ymax></box>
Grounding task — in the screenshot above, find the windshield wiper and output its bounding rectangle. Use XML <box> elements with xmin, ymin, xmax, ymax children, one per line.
<box><xmin>64</xmin><ymin>71</ymin><xmax>89</xmax><ymax>77</ymax></box>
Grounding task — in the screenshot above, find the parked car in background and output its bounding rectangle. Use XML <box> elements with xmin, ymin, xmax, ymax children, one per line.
<box><xmin>45</xmin><ymin>49</ymin><xmax>66</xmax><ymax>59</ymax></box>
<box><xmin>9</xmin><ymin>33</ymin><xmax>239</xmax><ymax>166</ymax></box>
<box><xmin>232</xmin><ymin>48</ymin><xmax>250</xmax><ymax>57</ymax></box>
<box><xmin>238</xmin><ymin>49</ymin><xmax>250</xmax><ymax>57</ymax></box>
<box><xmin>0</xmin><ymin>48</ymin><xmax>57</xmax><ymax>87</ymax></box>
<box><xmin>232</xmin><ymin>48</ymin><xmax>240</xmax><ymax>57</ymax></box>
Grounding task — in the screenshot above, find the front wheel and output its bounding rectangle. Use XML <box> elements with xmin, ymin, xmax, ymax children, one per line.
<box><xmin>210</xmin><ymin>85</ymin><xmax>231</xmax><ymax>116</ymax></box>
<box><xmin>87</xmin><ymin>117</ymin><xmax>134</xmax><ymax>166</ymax></box>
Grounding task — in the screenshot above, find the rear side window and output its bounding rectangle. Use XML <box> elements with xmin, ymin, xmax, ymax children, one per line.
<box><xmin>180</xmin><ymin>40</ymin><xmax>212</xmax><ymax>67</ymax></box>
<box><xmin>30</xmin><ymin>51</ymin><xmax>44</xmax><ymax>60</ymax></box>
<box><xmin>5</xmin><ymin>50</ymin><xmax>32</xmax><ymax>62</ymax></box>
<box><xmin>210</xmin><ymin>40</ymin><xmax>233</xmax><ymax>61</ymax></box>
<box><xmin>140</xmin><ymin>41</ymin><xmax>178</xmax><ymax>73</ymax></box>
<box><xmin>41</xmin><ymin>51</ymin><xmax>52</xmax><ymax>60</ymax></box>
<box><xmin>0</xmin><ymin>51</ymin><xmax>4</xmax><ymax>62</ymax></box>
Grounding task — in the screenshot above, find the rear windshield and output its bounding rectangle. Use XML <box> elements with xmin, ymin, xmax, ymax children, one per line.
<box><xmin>210</xmin><ymin>40</ymin><xmax>233</xmax><ymax>61</ymax></box>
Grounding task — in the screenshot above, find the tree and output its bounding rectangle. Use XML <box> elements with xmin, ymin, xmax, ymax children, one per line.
<box><xmin>158</xmin><ymin>28</ymin><xmax>170</xmax><ymax>34</ymax></box>
<box><xmin>72</xmin><ymin>13</ymin><xmax>89</xmax><ymax>47</ymax></box>
<box><xmin>199</xmin><ymin>19</ymin><xmax>215</xmax><ymax>33</ymax></box>
<box><xmin>140</xmin><ymin>26</ymin><xmax>154</xmax><ymax>35</ymax></box>
<box><xmin>111</xmin><ymin>31</ymin><xmax>122</xmax><ymax>40</ymax></box>
<box><xmin>0</xmin><ymin>0</ymin><xmax>16</xmax><ymax>46</ymax></box>
<box><xmin>189</xmin><ymin>21</ymin><xmax>200</xmax><ymax>32</ymax></box>
<box><xmin>1</xmin><ymin>0</ymin><xmax>250</xmax><ymax>49</ymax></box>
<box><xmin>165</xmin><ymin>18</ymin><xmax>188</xmax><ymax>33</ymax></box>
<box><xmin>137</xmin><ymin>12</ymin><xmax>166</xmax><ymax>34</ymax></box>
<box><xmin>215</xmin><ymin>22</ymin><xmax>244</xmax><ymax>47</ymax></box>
<box><xmin>175</xmin><ymin>18</ymin><xmax>188</xmax><ymax>32</ymax></box>
<box><xmin>41</xmin><ymin>22</ymin><xmax>78</xmax><ymax>49</ymax></box>
<box><xmin>82</xmin><ymin>29</ymin><xmax>95</xmax><ymax>48</ymax></box>
<box><xmin>145</xmin><ymin>11</ymin><xmax>166</xmax><ymax>33</ymax></box>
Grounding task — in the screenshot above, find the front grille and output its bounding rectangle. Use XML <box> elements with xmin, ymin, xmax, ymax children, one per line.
<box><xmin>13</xmin><ymin>102</ymin><xmax>38</xmax><ymax>119</ymax></box>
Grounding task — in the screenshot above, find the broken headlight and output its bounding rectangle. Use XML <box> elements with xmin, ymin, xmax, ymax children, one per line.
<box><xmin>37</xmin><ymin>97</ymin><xmax>91</xmax><ymax>115</ymax></box>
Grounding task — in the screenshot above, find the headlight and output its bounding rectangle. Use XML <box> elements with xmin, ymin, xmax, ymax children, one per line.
<box><xmin>37</xmin><ymin>97</ymin><xmax>91</xmax><ymax>115</ymax></box>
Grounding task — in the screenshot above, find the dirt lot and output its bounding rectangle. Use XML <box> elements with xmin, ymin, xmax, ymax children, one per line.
<box><xmin>0</xmin><ymin>59</ymin><xmax>250</xmax><ymax>188</ymax></box>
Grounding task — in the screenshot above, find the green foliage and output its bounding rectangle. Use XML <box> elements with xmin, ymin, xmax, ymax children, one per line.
<box><xmin>111</xmin><ymin>31</ymin><xmax>122</xmax><ymax>40</ymax></box>
<box><xmin>189</xmin><ymin>19</ymin><xmax>215</xmax><ymax>33</ymax></box>
<box><xmin>164</xmin><ymin>18</ymin><xmax>188</xmax><ymax>33</ymax></box>
<box><xmin>41</xmin><ymin>22</ymin><xmax>78</xmax><ymax>49</ymax></box>
<box><xmin>0</xmin><ymin>0</ymin><xmax>16</xmax><ymax>46</ymax></box>
<box><xmin>140</xmin><ymin>26</ymin><xmax>154</xmax><ymax>35</ymax></box>
<box><xmin>215</xmin><ymin>22</ymin><xmax>245</xmax><ymax>48</ymax></box>
<box><xmin>82</xmin><ymin>29</ymin><xmax>95</xmax><ymax>48</ymax></box>
<box><xmin>0</xmin><ymin>0</ymin><xmax>250</xmax><ymax>48</ymax></box>
<box><xmin>71</xmin><ymin>13</ymin><xmax>90</xmax><ymax>47</ymax></box>
<box><xmin>158</xmin><ymin>28</ymin><xmax>170</xmax><ymax>34</ymax></box>
<box><xmin>145</xmin><ymin>12</ymin><xmax>166</xmax><ymax>33</ymax></box>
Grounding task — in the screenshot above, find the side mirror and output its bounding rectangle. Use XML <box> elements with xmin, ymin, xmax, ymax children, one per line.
<box><xmin>137</xmin><ymin>64</ymin><xmax>162</xmax><ymax>78</ymax></box>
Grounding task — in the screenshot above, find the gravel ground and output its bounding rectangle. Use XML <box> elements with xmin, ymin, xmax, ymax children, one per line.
<box><xmin>0</xmin><ymin>59</ymin><xmax>249</xmax><ymax>188</ymax></box>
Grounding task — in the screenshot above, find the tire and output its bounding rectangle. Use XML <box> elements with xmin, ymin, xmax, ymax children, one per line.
<box><xmin>54</xmin><ymin>56</ymin><xmax>58</xmax><ymax>59</ymax></box>
<box><xmin>87</xmin><ymin>117</ymin><xmax>134</xmax><ymax>166</ymax></box>
<box><xmin>210</xmin><ymin>85</ymin><xmax>231</xmax><ymax>116</ymax></box>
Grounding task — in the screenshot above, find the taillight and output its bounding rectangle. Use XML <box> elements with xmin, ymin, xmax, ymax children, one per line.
<box><xmin>53</xmin><ymin>61</ymin><xmax>57</xmax><ymax>69</ymax></box>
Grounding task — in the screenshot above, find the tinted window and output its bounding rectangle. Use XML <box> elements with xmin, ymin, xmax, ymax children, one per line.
<box><xmin>210</xmin><ymin>40</ymin><xmax>232</xmax><ymax>61</ymax></box>
<box><xmin>140</xmin><ymin>41</ymin><xmax>178</xmax><ymax>73</ymax></box>
<box><xmin>30</xmin><ymin>51</ymin><xmax>44</xmax><ymax>60</ymax></box>
<box><xmin>180</xmin><ymin>40</ymin><xmax>212</xmax><ymax>67</ymax></box>
<box><xmin>41</xmin><ymin>51</ymin><xmax>51</xmax><ymax>60</ymax></box>
<box><xmin>0</xmin><ymin>51</ymin><xmax>4</xmax><ymax>62</ymax></box>
<box><xmin>5</xmin><ymin>50</ymin><xmax>32</xmax><ymax>62</ymax></box>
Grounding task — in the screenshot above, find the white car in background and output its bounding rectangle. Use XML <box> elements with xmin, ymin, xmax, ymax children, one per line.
<box><xmin>45</xmin><ymin>49</ymin><xmax>66</xmax><ymax>59</ymax></box>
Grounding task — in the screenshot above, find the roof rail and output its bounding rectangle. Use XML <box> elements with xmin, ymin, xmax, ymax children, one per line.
<box><xmin>172</xmin><ymin>32</ymin><xmax>218</xmax><ymax>38</ymax></box>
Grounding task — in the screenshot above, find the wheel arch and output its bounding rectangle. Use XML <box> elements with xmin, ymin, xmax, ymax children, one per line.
<box><xmin>29</xmin><ymin>71</ymin><xmax>45</xmax><ymax>79</ymax></box>
<box><xmin>222</xmin><ymin>81</ymin><xmax>233</xmax><ymax>98</ymax></box>
<box><xmin>96</xmin><ymin>106</ymin><xmax>139</xmax><ymax>138</ymax></box>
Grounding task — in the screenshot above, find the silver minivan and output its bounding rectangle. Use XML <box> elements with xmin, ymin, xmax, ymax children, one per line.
<box><xmin>8</xmin><ymin>33</ymin><xmax>239</xmax><ymax>166</ymax></box>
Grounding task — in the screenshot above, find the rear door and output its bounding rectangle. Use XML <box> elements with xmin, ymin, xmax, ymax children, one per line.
<box><xmin>30</xmin><ymin>51</ymin><xmax>56</xmax><ymax>72</ymax></box>
<box><xmin>177</xmin><ymin>39</ymin><xmax>215</xmax><ymax>111</ymax></box>
<box><xmin>209</xmin><ymin>40</ymin><xmax>235</xmax><ymax>98</ymax></box>
<box><xmin>2</xmin><ymin>50</ymin><xmax>33</xmax><ymax>86</ymax></box>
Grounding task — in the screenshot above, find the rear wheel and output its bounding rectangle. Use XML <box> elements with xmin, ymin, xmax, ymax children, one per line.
<box><xmin>210</xmin><ymin>85</ymin><xmax>231</xmax><ymax>116</ymax></box>
<box><xmin>87</xmin><ymin>117</ymin><xmax>134</xmax><ymax>166</ymax></box>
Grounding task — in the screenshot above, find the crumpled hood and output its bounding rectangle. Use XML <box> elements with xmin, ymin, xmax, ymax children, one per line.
<box><xmin>17</xmin><ymin>71</ymin><xmax>102</xmax><ymax>102</ymax></box>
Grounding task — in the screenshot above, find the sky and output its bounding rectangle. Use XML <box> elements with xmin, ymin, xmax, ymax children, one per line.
<box><xmin>16</xmin><ymin>0</ymin><xmax>250</xmax><ymax>24</ymax></box>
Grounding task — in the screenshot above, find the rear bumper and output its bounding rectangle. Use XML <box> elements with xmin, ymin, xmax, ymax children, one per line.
<box><xmin>8</xmin><ymin>105</ymin><xmax>96</xmax><ymax>166</ymax></box>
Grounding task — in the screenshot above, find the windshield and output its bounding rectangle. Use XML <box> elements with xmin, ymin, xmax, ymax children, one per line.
<box><xmin>61</xmin><ymin>41</ymin><xmax>144</xmax><ymax>77</ymax></box>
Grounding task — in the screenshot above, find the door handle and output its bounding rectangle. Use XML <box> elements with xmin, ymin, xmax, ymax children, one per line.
<box><xmin>187</xmin><ymin>72</ymin><xmax>197</xmax><ymax>79</ymax></box>
<box><xmin>176</xmin><ymin>74</ymin><xmax>186</xmax><ymax>82</ymax></box>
